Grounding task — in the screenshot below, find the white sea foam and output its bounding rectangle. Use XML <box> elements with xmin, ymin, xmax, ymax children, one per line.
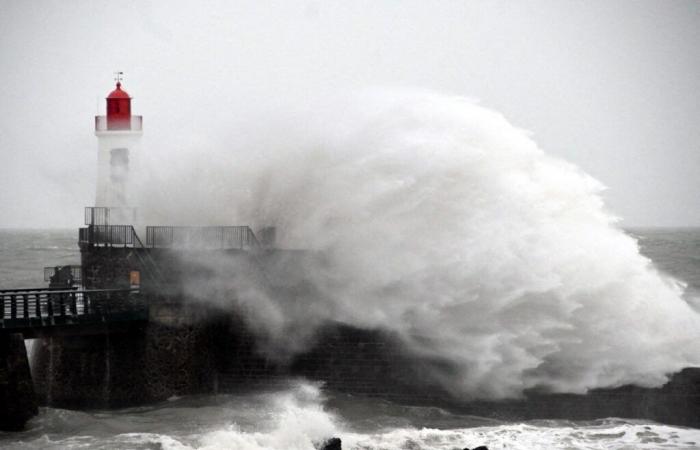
<box><xmin>138</xmin><ymin>89</ymin><xmax>700</xmax><ymax>398</ymax></box>
<box><xmin>3</xmin><ymin>383</ymin><xmax>699</xmax><ymax>449</ymax></box>
<box><xmin>340</xmin><ymin>422</ymin><xmax>700</xmax><ymax>450</ymax></box>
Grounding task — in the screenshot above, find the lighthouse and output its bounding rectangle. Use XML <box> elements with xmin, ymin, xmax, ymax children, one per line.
<box><xmin>94</xmin><ymin>74</ymin><xmax>142</xmax><ymax>224</ymax></box>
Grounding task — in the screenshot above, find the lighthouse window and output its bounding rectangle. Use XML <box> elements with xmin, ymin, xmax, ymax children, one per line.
<box><xmin>108</xmin><ymin>101</ymin><xmax>120</xmax><ymax>114</ymax></box>
<box><xmin>110</xmin><ymin>148</ymin><xmax>129</xmax><ymax>183</ymax></box>
<box><xmin>110</xmin><ymin>148</ymin><xmax>129</xmax><ymax>166</ymax></box>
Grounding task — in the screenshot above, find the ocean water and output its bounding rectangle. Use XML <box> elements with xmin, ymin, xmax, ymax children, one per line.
<box><xmin>1</xmin><ymin>228</ymin><xmax>700</xmax><ymax>449</ymax></box>
<box><xmin>0</xmin><ymin>229</ymin><xmax>78</xmax><ymax>289</ymax></box>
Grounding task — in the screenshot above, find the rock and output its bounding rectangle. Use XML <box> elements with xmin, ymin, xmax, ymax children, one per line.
<box><xmin>318</xmin><ymin>437</ymin><xmax>342</xmax><ymax>450</ymax></box>
<box><xmin>463</xmin><ymin>447</ymin><xmax>489</xmax><ymax>450</ymax></box>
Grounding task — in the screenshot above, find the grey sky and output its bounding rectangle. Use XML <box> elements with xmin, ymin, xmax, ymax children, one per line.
<box><xmin>1</xmin><ymin>0</ymin><xmax>698</xmax><ymax>228</ymax></box>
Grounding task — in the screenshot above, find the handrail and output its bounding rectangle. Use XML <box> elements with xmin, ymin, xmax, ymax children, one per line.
<box><xmin>79</xmin><ymin>225</ymin><xmax>135</xmax><ymax>246</ymax></box>
<box><xmin>0</xmin><ymin>288</ymin><xmax>139</xmax><ymax>296</ymax></box>
<box><xmin>146</xmin><ymin>225</ymin><xmax>260</xmax><ymax>249</ymax></box>
<box><xmin>80</xmin><ymin>224</ymin><xmax>260</xmax><ymax>250</ymax></box>
<box><xmin>0</xmin><ymin>287</ymin><xmax>78</xmax><ymax>294</ymax></box>
<box><xmin>84</xmin><ymin>207</ymin><xmax>136</xmax><ymax>226</ymax></box>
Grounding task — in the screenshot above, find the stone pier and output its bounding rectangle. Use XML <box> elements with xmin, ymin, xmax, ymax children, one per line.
<box><xmin>31</xmin><ymin>303</ymin><xmax>221</xmax><ymax>409</ymax></box>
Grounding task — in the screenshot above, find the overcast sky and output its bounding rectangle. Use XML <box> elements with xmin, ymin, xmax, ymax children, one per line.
<box><xmin>1</xmin><ymin>0</ymin><xmax>698</xmax><ymax>228</ymax></box>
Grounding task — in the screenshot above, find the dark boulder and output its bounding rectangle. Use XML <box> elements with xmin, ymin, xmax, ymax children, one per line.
<box><xmin>318</xmin><ymin>437</ymin><xmax>342</xmax><ymax>450</ymax></box>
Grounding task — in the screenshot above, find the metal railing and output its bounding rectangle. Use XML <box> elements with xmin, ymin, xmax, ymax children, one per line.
<box><xmin>79</xmin><ymin>225</ymin><xmax>135</xmax><ymax>246</ymax></box>
<box><xmin>0</xmin><ymin>288</ymin><xmax>143</xmax><ymax>325</ymax></box>
<box><xmin>78</xmin><ymin>222</ymin><xmax>261</xmax><ymax>252</ymax></box>
<box><xmin>85</xmin><ymin>207</ymin><xmax>110</xmax><ymax>226</ymax></box>
<box><xmin>44</xmin><ymin>265</ymin><xmax>82</xmax><ymax>283</ymax></box>
<box><xmin>85</xmin><ymin>207</ymin><xmax>136</xmax><ymax>226</ymax></box>
<box><xmin>95</xmin><ymin>115</ymin><xmax>143</xmax><ymax>132</ymax></box>
<box><xmin>145</xmin><ymin>226</ymin><xmax>260</xmax><ymax>249</ymax></box>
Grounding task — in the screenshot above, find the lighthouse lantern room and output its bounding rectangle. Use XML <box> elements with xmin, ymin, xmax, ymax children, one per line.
<box><xmin>106</xmin><ymin>82</ymin><xmax>132</xmax><ymax>130</ymax></box>
<box><xmin>94</xmin><ymin>73</ymin><xmax>143</xmax><ymax>223</ymax></box>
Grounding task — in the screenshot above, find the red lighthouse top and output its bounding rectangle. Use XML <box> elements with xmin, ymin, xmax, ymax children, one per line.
<box><xmin>106</xmin><ymin>81</ymin><xmax>132</xmax><ymax>130</ymax></box>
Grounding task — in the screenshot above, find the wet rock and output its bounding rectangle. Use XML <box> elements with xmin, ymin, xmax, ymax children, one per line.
<box><xmin>318</xmin><ymin>437</ymin><xmax>342</xmax><ymax>450</ymax></box>
<box><xmin>463</xmin><ymin>447</ymin><xmax>489</xmax><ymax>450</ymax></box>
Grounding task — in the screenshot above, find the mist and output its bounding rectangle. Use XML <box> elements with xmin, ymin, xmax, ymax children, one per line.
<box><xmin>134</xmin><ymin>90</ymin><xmax>700</xmax><ymax>398</ymax></box>
<box><xmin>1</xmin><ymin>0</ymin><xmax>700</xmax><ymax>227</ymax></box>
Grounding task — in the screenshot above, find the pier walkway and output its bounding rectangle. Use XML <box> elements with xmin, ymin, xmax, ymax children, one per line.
<box><xmin>0</xmin><ymin>287</ymin><xmax>146</xmax><ymax>338</ymax></box>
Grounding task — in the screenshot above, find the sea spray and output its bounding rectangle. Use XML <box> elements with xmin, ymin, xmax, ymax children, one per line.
<box><xmin>138</xmin><ymin>89</ymin><xmax>700</xmax><ymax>398</ymax></box>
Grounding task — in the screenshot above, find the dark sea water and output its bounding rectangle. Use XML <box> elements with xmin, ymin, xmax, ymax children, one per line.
<box><xmin>0</xmin><ymin>228</ymin><xmax>699</xmax><ymax>450</ymax></box>
<box><xmin>628</xmin><ymin>228</ymin><xmax>700</xmax><ymax>308</ymax></box>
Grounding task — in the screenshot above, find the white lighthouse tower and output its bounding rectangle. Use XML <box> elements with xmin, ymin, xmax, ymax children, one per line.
<box><xmin>94</xmin><ymin>73</ymin><xmax>142</xmax><ymax>224</ymax></box>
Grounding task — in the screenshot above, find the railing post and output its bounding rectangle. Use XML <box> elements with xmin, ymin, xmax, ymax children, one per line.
<box><xmin>10</xmin><ymin>295</ymin><xmax>17</xmax><ymax>319</ymax></box>
<box><xmin>47</xmin><ymin>293</ymin><xmax>53</xmax><ymax>317</ymax></box>
<box><xmin>70</xmin><ymin>292</ymin><xmax>77</xmax><ymax>315</ymax></box>
<box><xmin>58</xmin><ymin>293</ymin><xmax>65</xmax><ymax>317</ymax></box>
<box><xmin>22</xmin><ymin>294</ymin><xmax>29</xmax><ymax>319</ymax></box>
<box><xmin>1</xmin><ymin>295</ymin><xmax>4</xmax><ymax>320</ymax></box>
<box><xmin>35</xmin><ymin>293</ymin><xmax>41</xmax><ymax>318</ymax></box>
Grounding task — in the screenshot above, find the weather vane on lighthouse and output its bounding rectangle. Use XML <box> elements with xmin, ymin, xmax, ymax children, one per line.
<box><xmin>114</xmin><ymin>71</ymin><xmax>124</xmax><ymax>85</ymax></box>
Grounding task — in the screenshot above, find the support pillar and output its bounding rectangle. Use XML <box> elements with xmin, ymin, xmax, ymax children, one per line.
<box><xmin>0</xmin><ymin>333</ymin><xmax>37</xmax><ymax>431</ymax></box>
